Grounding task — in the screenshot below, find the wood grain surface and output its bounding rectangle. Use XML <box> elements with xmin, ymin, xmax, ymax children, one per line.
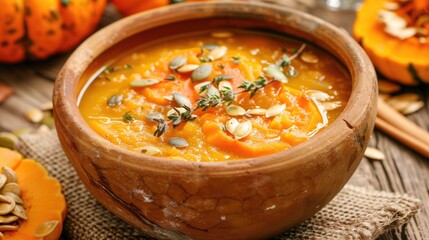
<box><xmin>0</xmin><ymin>3</ymin><xmax>427</xmax><ymax>239</ymax></box>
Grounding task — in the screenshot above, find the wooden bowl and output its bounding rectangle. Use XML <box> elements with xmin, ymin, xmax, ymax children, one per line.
<box><xmin>53</xmin><ymin>2</ymin><xmax>377</xmax><ymax>239</ymax></box>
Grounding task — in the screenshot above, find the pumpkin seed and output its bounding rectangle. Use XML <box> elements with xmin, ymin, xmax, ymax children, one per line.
<box><xmin>169</xmin><ymin>55</ymin><xmax>187</xmax><ymax>70</ymax></box>
<box><xmin>300</xmin><ymin>52</ymin><xmax>319</xmax><ymax>64</ymax></box>
<box><xmin>364</xmin><ymin>147</ymin><xmax>385</xmax><ymax>161</ymax></box>
<box><xmin>234</xmin><ymin>121</ymin><xmax>252</xmax><ymax>140</ymax></box>
<box><xmin>206</xmin><ymin>85</ymin><xmax>220</xmax><ymax>97</ymax></box>
<box><xmin>2</xmin><ymin>167</ymin><xmax>17</xmax><ymax>184</ymax></box>
<box><xmin>194</xmin><ymin>81</ymin><xmax>211</xmax><ymax>96</ymax></box>
<box><xmin>163</xmin><ymin>95</ymin><xmax>173</xmax><ymax>101</ymax></box>
<box><xmin>0</xmin><ymin>183</ymin><xmax>20</xmax><ymax>196</ymax></box>
<box><xmin>0</xmin><ymin>225</ymin><xmax>19</xmax><ymax>231</ymax></box>
<box><xmin>35</xmin><ymin>124</ymin><xmax>50</xmax><ymax>134</ymax></box>
<box><xmin>265</xmin><ymin>64</ymin><xmax>287</xmax><ymax>83</ymax></box>
<box><xmin>226</xmin><ymin>118</ymin><xmax>239</xmax><ymax>135</ymax></box>
<box><xmin>401</xmin><ymin>101</ymin><xmax>424</xmax><ymax>115</ymax></box>
<box><xmin>0</xmin><ymin>175</ymin><xmax>6</xmax><ymax>190</ymax></box>
<box><xmin>146</xmin><ymin>112</ymin><xmax>163</xmax><ymax>122</ymax></box>
<box><xmin>211</xmin><ymin>31</ymin><xmax>233</xmax><ymax>38</ymax></box>
<box><xmin>167</xmin><ymin>107</ymin><xmax>187</xmax><ymax>117</ymax></box>
<box><xmin>11</xmin><ymin>204</ymin><xmax>27</xmax><ymax>220</ymax></box>
<box><xmin>135</xmin><ymin>146</ymin><xmax>161</xmax><ymax>156</ymax></box>
<box><xmin>107</xmin><ymin>94</ymin><xmax>123</xmax><ymax>107</ymax></box>
<box><xmin>130</xmin><ymin>79</ymin><xmax>160</xmax><ymax>87</ymax></box>
<box><xmin>12</xmin><ymin>128</ymin><xmax>33</xmax><ymax>137</ymax></box>
<box><xmin>321</xmin><ymin>101</ymin><xmax>342</xmax><ymax>111</ymax></box>
<box><xmin>385</xmin><ymin>27</ymin><xmax>417</xmax><ymax>40</ymax></box>
<box><xmin>25</xmin><ymin>108</ymin><xmax>44</xmax><ymax>123</ymax></box>
<box><xmin>218</xmin><ymin>81</ymin><xmax>232</xmax><ymax>92</ymax></box>
<box><xmin>3</xmin><ymin>193</ymin><xmax>22</xmax><ymax>205</ymax></box>
<box><xmin>40</xmin><ymin>102</ymin><xmax>53</xmax><ymax>111</ymax></box>
<box><xmin>247</xmin><ymin>108</ymin><xmax>267</xmax><ymax>116</ymax></box>
<box><xmin>306</xmin><ymin>90</ymin><xmax>332</xmax><ymax>101</ymax></box>
<box><xmin>208</xmin><ymin>46</ymin><xmax>227</xmax><ymax>61</ymax></box>
<box><xmin>378</xmin><ymin>80</ymin><xmax>401</xmax><ymax>93</ymax></box>
<box><xmin>0</xmin><ymin>199</ymin><xmax>15</xmax><ymax>215</ymax></box>
<box><xmin>168</xmin><ymin>137</ymin><xmax>189</xmax><ymax>148</ymax></box>
<box><xmin>41</xmin><ymin>114</ymin><xmax>55</xmax><ymax>129</ymax></box>
<box><xmin>266</xmin><ymin>104</ymin><xmax>286</xmax><ymax>118</ymax></box>
<box><xmin>0</xmin><ymin>132</ymin><xmax>18</xmax><ymax>150</ymax></box>
<box><xmin>226</xmin><ymin>104</ymin><xmax>246</xmax><ymax>116</ymax></box>
<box><xmin>201</xmin><ymin>43</ymin><xmax>218</xmax><ymax>51</ymax></box>
<box><xmin>383</xmin><ymin>1</ymin><xmax>400</xmax><ymax>10</ymax></box>
<box><xmin>386</xmin><ymin>93</ymin><xmax>420</xmax><ymax>111</ymax></box>
<box><xmin>0</xmin><ymin>194</ymin><xmax>13</xmax><ymax>204</ymax></box>
<box><xmin>34</xmin><ymin>220</ymin><xmax>59</xmax><ymax>238</ymax></box>
<box><xmin>191</xmin><ymin>63</ymin><xmax>213</xmax><ymax>82</ymax></box>
<box><xmin>173</xmin><ymin>92</ymin><xmax>192</xmax><ymax>109</ymax></box>
<box><xmin>178</xmin><ymin>64</ymin><xmax>199</xmax><ymax>73</ymax></box>
<box><xmin>0</xmin><ymin>215</ymin><xmax>18</xmax><ymax>224</ymax></box>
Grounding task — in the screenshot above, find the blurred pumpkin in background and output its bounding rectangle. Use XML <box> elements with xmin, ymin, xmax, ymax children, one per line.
<box><xmin>0</xmin><ymin>0</ymin><xmax>106</xmax><ymax>63</ymax></box>
<box><xmin>111</xmin><ymin>0</ymin><xmax>215</xmax><ymax>16</ymax></box>
<box><xmin>354</xmin><ymin>0</ymin><xmax>429</xmax><ymax>85</ymax></box>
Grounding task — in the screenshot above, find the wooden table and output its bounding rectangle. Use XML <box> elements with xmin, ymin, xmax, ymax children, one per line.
<box><xmin>0</xmin><ymin>3</ymin><xmax>428</xmax><ymax>239</ymax></box>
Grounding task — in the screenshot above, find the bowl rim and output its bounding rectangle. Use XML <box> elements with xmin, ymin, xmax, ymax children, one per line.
<box><xmin>53</xmin><ymin>1</ymin><xmax>376</xmax><ymax>175</ymax></box>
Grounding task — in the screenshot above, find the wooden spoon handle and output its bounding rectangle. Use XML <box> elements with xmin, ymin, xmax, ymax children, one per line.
<box><xmin>377</xmin><ymin>97</ymin><xmax>429</xmax><ymax>145</ymax></box>
<box><xmin>375</xmin><ymin>117</ymin><xmax>429</xmax><ymax>158</ymax></box>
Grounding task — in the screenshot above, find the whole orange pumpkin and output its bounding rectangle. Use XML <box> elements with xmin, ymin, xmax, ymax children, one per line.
<box><xmin>0</xmin><ymin>0</ymin><xmax>106</xmax><ymax>63</ymax></box>
<box><xmin>111</xmin><ymin>0</ymin><xmax>215</xmax><ymax>16</ymax></box>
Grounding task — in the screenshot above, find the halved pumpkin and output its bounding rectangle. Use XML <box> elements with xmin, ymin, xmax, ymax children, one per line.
<box><xmin>354</xmin><ymin>0</ymin><xmax>429</xmax><ymax>85</ymax></box>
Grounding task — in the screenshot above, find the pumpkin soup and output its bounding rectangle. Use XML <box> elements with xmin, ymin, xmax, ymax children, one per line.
<box><xmin>79</xmin><ymin>30</ymin><xmax>351</xmax><ymax>162</ymax></box>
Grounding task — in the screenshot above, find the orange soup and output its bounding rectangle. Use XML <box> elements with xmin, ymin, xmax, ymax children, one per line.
<box><xmin>79</xmin><ymin>30</ymin><xmax>351</xmax><ymax>162</ymax></box>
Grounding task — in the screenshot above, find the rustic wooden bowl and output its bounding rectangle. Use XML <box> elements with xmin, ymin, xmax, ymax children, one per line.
<box><xmin>53</xmin><ymin>2</ymin><xmax>377</xmax><ymax>239</ymax></box>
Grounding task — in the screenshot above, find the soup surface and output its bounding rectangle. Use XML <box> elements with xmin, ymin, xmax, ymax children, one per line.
<box><xmin>79</xmin><ymin>30</ymin><xmax>351</xmax><ymax>162</ymax></box>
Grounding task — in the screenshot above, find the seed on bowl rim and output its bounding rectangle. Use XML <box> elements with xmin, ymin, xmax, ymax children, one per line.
<box><xmin>364</xmin><ymin>147</ymin><xmax>385</xmax><ymax>161</ymax></box>
<box><xmin>401</xmin><ymin>101</ymin><xmax>424</xmax><ymax>115</ymax></box>
<box><xmin>300</xmin><ymin>52</ymin><xmax>319</xmax><ymax>64</ymax></box>
<box><xmin>169</xmin><ymin>55</ymin><xmax>187</xmax><ymax>70</ymax></box>
<box><xmin>173</xmin><ymin>92</ymin><xmax>192</xmax><ymax>109</ymax></box>
<box><xmin>25</xmin><ymin>108</ymin><xmax>44</xmax><ymax>123</ymax></box>
<box><xmin>135</xmin><ymin>146</ymin><xmax>162</xmax><ymax>156</ymax></box>
<box><xmin>234</xmin><ymin>121</ymin><xmax>252</xmax><ymax>140</ymax></box>
<box><xmin>226</xmin><ymin>104</ymin><xmax>246</xmax><ymax>116</ymax></box>
<box><xmin>194</xmin><ymin>81</ymin><xmax>211</xmax><ymax>96</ymax></box>
<box><xmin>208</xmin><ymin>46</ymin><xmax>227</xmax><ymax>61</ymax></box>
<box><xmin>265</xmin><ymin>104</ymin><xmax>286</xmax><ymax>118</ymax></box>
<box><xmin>265</xmin><ymin>64</ymin><xmax>287</xmax><ymax>83</ymax></box>
<box><xmin>306</xmin><ymin>90</ymin><xmax>332</xmax><ymax>102</ymax></box>
<box><xmin>177</xmin><ymin>64</ymin><xmax>199</xmax><ymax>73</ymax></box>
<box><xmin>247</xmin><ymin>108</ymin><xmax>267</xmax><ymax>116</ymax></box>
<box><xmin>146</xmin><ymin>112</ymin><xmax>163</xmax><ymax>122</ymax></box>
<box><xmin>226</xmin><ymin>118</ymin><xmax>239</xmax><ymax>135</ymax></box>
<box><xmin>168</xmin><ymin>137</ymin><xmax>189</xmax><ymax>148</ymax></box>
<box><xmin>130</xmin><ymin>79</ymin><xmax>160</xmax><ymax>87</ymax></box>
<box><xmin>211</xmin><ymin>31</ymin><xmax>233</xmax><ymax>38</ymax></box>
<box><xmin>191</xmin><ymin>63</ymin><xmax>213</xmax><ymax>82</ymax></box>
<box><xmin>12</xmin><ymin>204</ymin><xmax>27</xmax><ymax>220</ymax></box>
<box><xmin>34</xmin><ymin>220</ymin><xmax>59</xmax><ymax>238</ymax></box>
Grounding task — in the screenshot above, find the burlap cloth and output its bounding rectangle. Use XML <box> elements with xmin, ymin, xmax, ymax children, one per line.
<box><xmin>16</xmin><ymin>131</ymin><xmax>421</xmax><ymax>240</ymax></box>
